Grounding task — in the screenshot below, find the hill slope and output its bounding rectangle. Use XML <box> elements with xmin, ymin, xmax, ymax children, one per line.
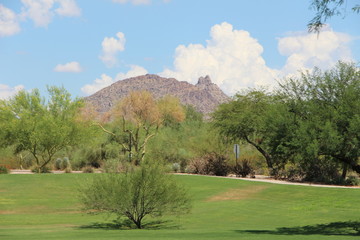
<box><xmin>85</xmin><ymin>74</ymin><xmax>230</xmax><ymax>115</ymax></box>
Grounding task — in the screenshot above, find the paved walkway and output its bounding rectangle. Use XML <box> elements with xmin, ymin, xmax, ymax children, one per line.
<box><xmin>176</xmin><ymin>173</ymin><xmax>360</xmax><ymax>189</ymax></box>
<box><xmin>9</xmin><ymin>169</ymin><xmax>360</xmax><ymax>189</ymax></box>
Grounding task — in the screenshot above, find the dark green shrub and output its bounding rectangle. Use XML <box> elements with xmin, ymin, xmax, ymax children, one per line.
<box><xmin>61</xmin><ymin>157</ymin><xmax>71</xmax><ymax>169</ymax></box>
<box><xmin>345</xmin><ymin>176</ymin><xmax>360</xmax><ymax>186</ymax></box>
<box><xmin>54</xmin><ymin>158</ymin><xmax>62</xmax><ymax>170</ymax></box>
<box><xmin>0</xmin><ymin>165</ymin><xmax>9</xmax><ymax>174</ymax></box>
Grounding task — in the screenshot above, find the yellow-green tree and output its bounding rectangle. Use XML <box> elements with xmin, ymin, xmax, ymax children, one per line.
<box><xmin>0</xmin><ymin>86</ymin><xmax>87</xmax><ymax>172</ymax></box>
<box><xmin>97</xmin><ymin>91</ymin><xmax>185</xmax><ymax>165</ymax></box>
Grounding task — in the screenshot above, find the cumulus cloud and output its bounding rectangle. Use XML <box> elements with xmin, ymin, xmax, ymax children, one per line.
<box><xmin>112</xmin><ymin>0</ymin><xmax>151</xmax><ymax>5</ymax></box>
<box><xmin>0</xmin><ymin>84</ymin><xmax>25</xmax><ymax>100</ymax></box>
<box><xmin>20</xmin><ymin>0</ymin><xmax>81</xmax><ymax>27</ymax></box>
<box><xmin>55</xmin><ymin>0</ymin><xmax>81</xmax><ymax>16</ymax></box>
<box><xmin>278</xmin><ymin>26</ymin><xmax>353</xmax><ymax>75</ymax></box>
<box><xmin>81</xmin><ymin>65</ymin><xmax>147</xmax><ymax>95</ymax></box>
<box><xmin>99</xmin><ymin>32</ymin><xmax>126</xmax><ymax>68</ymax></box>
<box><xmin>115</xmin><ymin>65</ymin><xmax>148</xmax><ymax>80</ymax></box>
<box><xmin>54</xmin><ymin>61</ymin><xmax>82</xmax><ymax>72</ymax></box>
<box><xmin>81</xmin><ymin>74</ymin><xmax>113</xmax><ymax>96</ymax></box>
<box><xmin>160</xmin><ymin>22</ymin><xmax>278</xmax><ymax>95</ymax></box>
<box><xmin>0</xmin><ymin>4</ymin><xmax>21</xmax><ymax>37</ymax></box>
<box><xmin>159</xmin><ymin>22</ymin><xmax>354</xmax><ymax>95</ymax></box>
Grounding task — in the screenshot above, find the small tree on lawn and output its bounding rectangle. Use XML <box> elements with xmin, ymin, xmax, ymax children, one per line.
<box><xmin>79</xmin><ymin>165</ymin><xmax>191</xmax><ymax>229</ymax></box>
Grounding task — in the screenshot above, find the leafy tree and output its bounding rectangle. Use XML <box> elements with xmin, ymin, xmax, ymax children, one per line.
<box><xmin>80</xmin><ymin>165</ymin><xmax>191</xmax><ymax>229</ymax></box>
<box><xmin>0</xmin><ymin>86</ymin><xmax>86</xmax><ymax>172</ymax></box>
<box><xmin>308</xmin><ymin>0</ymin><xmax>360</xmax><ymax>32</ymax></box>
<box><xmin>212</xmin><ymin>90</ymin><xmax>293</xmax><ymax>175</ymax></box>
<box><xmin>280</xmin><ymin>61</ymin><xmax>360</xmax><ymax>178</ymax></box>
<box><xmin>96</xmin><ymin>91</ymin><xmax>185</xmax><ymax>165</ymax></box>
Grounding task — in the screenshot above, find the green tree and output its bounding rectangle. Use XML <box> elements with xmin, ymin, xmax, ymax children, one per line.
<box><xmin>308</xmin><ymin>0</ymin><xmax>360</xmax><ymax>32</ymax></box>
<box><xmin>212</xmin><ymin>90</ymin><xmax>293</xmax><ymax>175</ymax></box>
<box><xmin>79</xmin><ymin>165</ymin><xmax>191</xmax><ymax>229</ymax></box>
<box><xmin>280</xmin><ymin>61</ymin><xmax>360</xmax><ymax>178</ymax></box>
<box><xmin>0</xmin><ymin>86</ymin><xmax>86</xmax><ymax>172</ymax></box>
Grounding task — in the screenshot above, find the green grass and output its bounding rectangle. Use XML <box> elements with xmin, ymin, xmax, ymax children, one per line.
<box><xmin>1</xmin><ymin>174</ymin><xmax>360</xmax><ymax>239</ymax></box>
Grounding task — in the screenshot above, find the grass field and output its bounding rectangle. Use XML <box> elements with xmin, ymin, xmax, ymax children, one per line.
<box><xmin>1</xmin><ymin>174</ymin><xmax>360</xmax><ymax>240</ymax></box>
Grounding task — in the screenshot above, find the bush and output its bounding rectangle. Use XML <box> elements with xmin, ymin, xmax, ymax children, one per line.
<box><xmin>54</xmin><ymin>158</ymin><xmax>62</xmax><ymax>170</ymax></box>
<box><xmin>31</xmin><ymin>166</ymin><xmax>51</xmax><ymax>173</ymax></box>
<box><xmin>82</xmin><ymin>166</ymin><xmax>94</xmax><ymax>173</ymax></box>
<box><xmin>188</xmin><ymin>152</ymin><xmax>229</xmax><ymax>176</ymax></box>
<box><xmin>101</xmin><ymin>158</ymin><xmax>132</xmax><ymax>173</ymax></box>
<box><xmin>0</xmin><ymin>165</ymin><xmax>9</xmax><ymax>174</ymax></box>
<box><xmin>232</xmin><ymin>159</ymin><xmax>254</xmax><ymax>177</ymax></box>
<box><xmin>345</xmin><ymin>176</ymin><xmax>360</xmax><ymax>186</ymax></box>
<box><xmin>64</xmin><ymin>167</ymin><xmax>72</xmax><ymax>173</ymax></box>
<box><xmin>79</xmin><ymin>165</ymin><xmax>191</xmax><ymax>229</ymax></box>
<box><xmin>61</xmin><ymin>157</ymin><xmax>71</xmax><ymax>170</ymax></box>
<box><xmin>172</xmin><ymin>162</ymin><xmax>180</xmax><ymax>173</ymax></box>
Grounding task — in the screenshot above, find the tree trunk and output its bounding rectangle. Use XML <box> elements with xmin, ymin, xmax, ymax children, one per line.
<box><xmin>341</xmin><ymin>163</ymin><xmax>348</xmax><ymax>180</ymax></box>
<box><xmin>244</xmin><ymin>136</ymin><xmax>274</xmax><ymax>170</ymax></box>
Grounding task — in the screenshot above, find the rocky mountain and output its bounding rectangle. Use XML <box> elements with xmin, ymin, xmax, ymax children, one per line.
<box><xmin>85</xmin><ymin>74</ymin><xmax>230</xmax><ymax>115</ymax></box>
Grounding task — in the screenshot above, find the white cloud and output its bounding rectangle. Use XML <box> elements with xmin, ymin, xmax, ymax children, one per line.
<box><xmin>112</xmin><ymin>0</ymin><xmax>151</xmax><ymax>5</ymax></box>
<box><xmin>159</xmin><ymin>22</ymin><xmax>354</xmax><ymax>95</ymax></box>
<box><xmin>55</xmin><ymin>0</ymin><xmax>81</xmax><ymax>16</ymax></box>
<box><xmin>81</xmin><ymin>74</ymin><xmax>114</xmax><ymax>95</ymax></box>
<box><xmin>81</xmin><ymin>65</ymin><xmax>148</xmax><ymax>95</ymax></box>
<box><xmin>20</xmin><ymin>0</ymin><xmax>81</xmax><ymax>27</ymax></box>
<box><xmin>0</xmin><ymin>84</ymin><xmax>25</xmax><ymax>100</ymax></box>
<box><xmin>54</xmin><ymin>61</ymin><xmax>82</xmax><ymax>72</ymax></box>
<box><xmin>159</xmin><ymin>22</ymin><xmax>278</xmax><ymax>95</ymax></box>
<box><xmin>278</xmin><ymin>26</ymin><xmax>353</xmax><ymax>74</ymax></box>
<box><xmin>115</xmin><ymin>65</ymin><xmax>148</xmax><ymax>80</ymax></box>
<box><xmin>0</xmin><ymin>4</ymin><xmax>21</xmax><ymax>37</ymax></box>
<box><xmin>99</xmin><ymin>32</ymin><xmax>126</xmax><ymax>68</ymax></box>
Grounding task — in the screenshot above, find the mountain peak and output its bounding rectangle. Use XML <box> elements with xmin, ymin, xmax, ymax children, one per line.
<box><xmin>197</xmin><ymin>75</ymin><xmax>212</xmax><ymax>86</ymax></box>
<box><xmin>85</xmin><ymin>74</ymin><xmax>229</xmax><ymax>116</ymax></box>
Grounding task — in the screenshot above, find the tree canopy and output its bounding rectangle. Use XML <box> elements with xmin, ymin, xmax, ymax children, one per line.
<box><xmin>308</xmin><ymin>0</ymin><xmax>360</xmax><ymax>32</ymax></box>
<box><xmin>0</xmin><ymin>86</ymin><xmax>86</xmax><ymax>172</ymax></box>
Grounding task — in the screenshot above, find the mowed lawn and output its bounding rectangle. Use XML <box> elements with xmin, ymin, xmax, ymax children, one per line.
<box><xmin>0</xmin><ymin>174</ymin><xmax>359</xmax><ymax>240</ymax></box>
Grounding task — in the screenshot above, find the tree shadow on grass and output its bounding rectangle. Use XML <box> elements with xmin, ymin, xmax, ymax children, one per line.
<box><xmin>78</xmin><ymin>219</ymin><xmax>181</xmax><ymax>230</ymax></box>
<box><xmin>236</xmin><ymin>221</ymin><xmax>360</xmax><ymax>236</ymax></box>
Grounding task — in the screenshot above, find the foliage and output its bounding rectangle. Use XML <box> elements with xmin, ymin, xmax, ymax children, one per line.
<box><xmin>212</xmin><ymin>90</ymin><xmax>293</xmax><ymax>176</ymax></box>
<box><xmin>31</xmin><ymin>165</ymin><xmax>51</xmax><ymax>173</ymax></box>
<box><xmin>279</xmin><ymin>61</ymin><xmax>360</xmax><ymax>179</ymax></box>
<box><xmin>188</xmin><ymin>152</ymin><xmax>229</xmax><ymax>176</ymax></box>
<box><xmin>308</xmin><ymin>0</ymin><xmax>360</xmax><ymax>32</ymax></box>
<box><xmin>232</xmin><ymin>159</ymin><xmax>254</xmax><ymax>178</ymax></box>
<box><xmin>80</xmin><ymin>165</ymin><xmax>191</xmax><ymax>229</ymax></box>
<box><xmin>96</xmin><ymin>91</ymin><xmax>185</xmax><ymax>166</ymax></box>
<box><xmin>0</xmin><ymin>165</ymin><xmax>9</xmax><ymax>174</ymax></box>
<box><xmin>55</xmin><ymin>158</ymin><xmax>62</xmax><ymax>170</ymax></box>
<box><xmin>61</xmin><ymin>157</ymin><xmax>71</xmax><ymax>170</ymax></box>
<box><xmin>82</xmin><ymin>166</ymin><xmax>94</xmax><ymax>173</ymax></box>
<box><xmin>0</xmin><ymin>86</ymin><xmax>89</xmax><ymax>173</ymax></box>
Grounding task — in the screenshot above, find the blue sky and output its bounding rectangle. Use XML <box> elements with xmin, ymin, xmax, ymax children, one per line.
<box><xmin>0</xmin><ymin>0</ymin><xmax>359</xmax><ymax>99</ymax></box>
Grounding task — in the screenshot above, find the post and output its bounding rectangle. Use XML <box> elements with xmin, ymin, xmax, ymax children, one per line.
<box><xmin>234</xmin><ymin>144</ymin><xmax>240</xmax><ymax>163</ymax></box>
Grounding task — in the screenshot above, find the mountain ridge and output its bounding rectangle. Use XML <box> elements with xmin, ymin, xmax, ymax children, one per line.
<box><xmin>85</xmin><ymin>74</ymin><xmax>230</xmax><ymax>115</ymax></box>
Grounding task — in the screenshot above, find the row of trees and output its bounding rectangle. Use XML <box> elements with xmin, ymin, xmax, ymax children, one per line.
<box><xmin>0</xmin><ymin>87</ymin><xmax>188</xmax><ymax>171</ymax></box>
<box><xmin>213</xmin><ymin>61</ymin><xmax>360</xmax><ymax>182</ymax></box>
